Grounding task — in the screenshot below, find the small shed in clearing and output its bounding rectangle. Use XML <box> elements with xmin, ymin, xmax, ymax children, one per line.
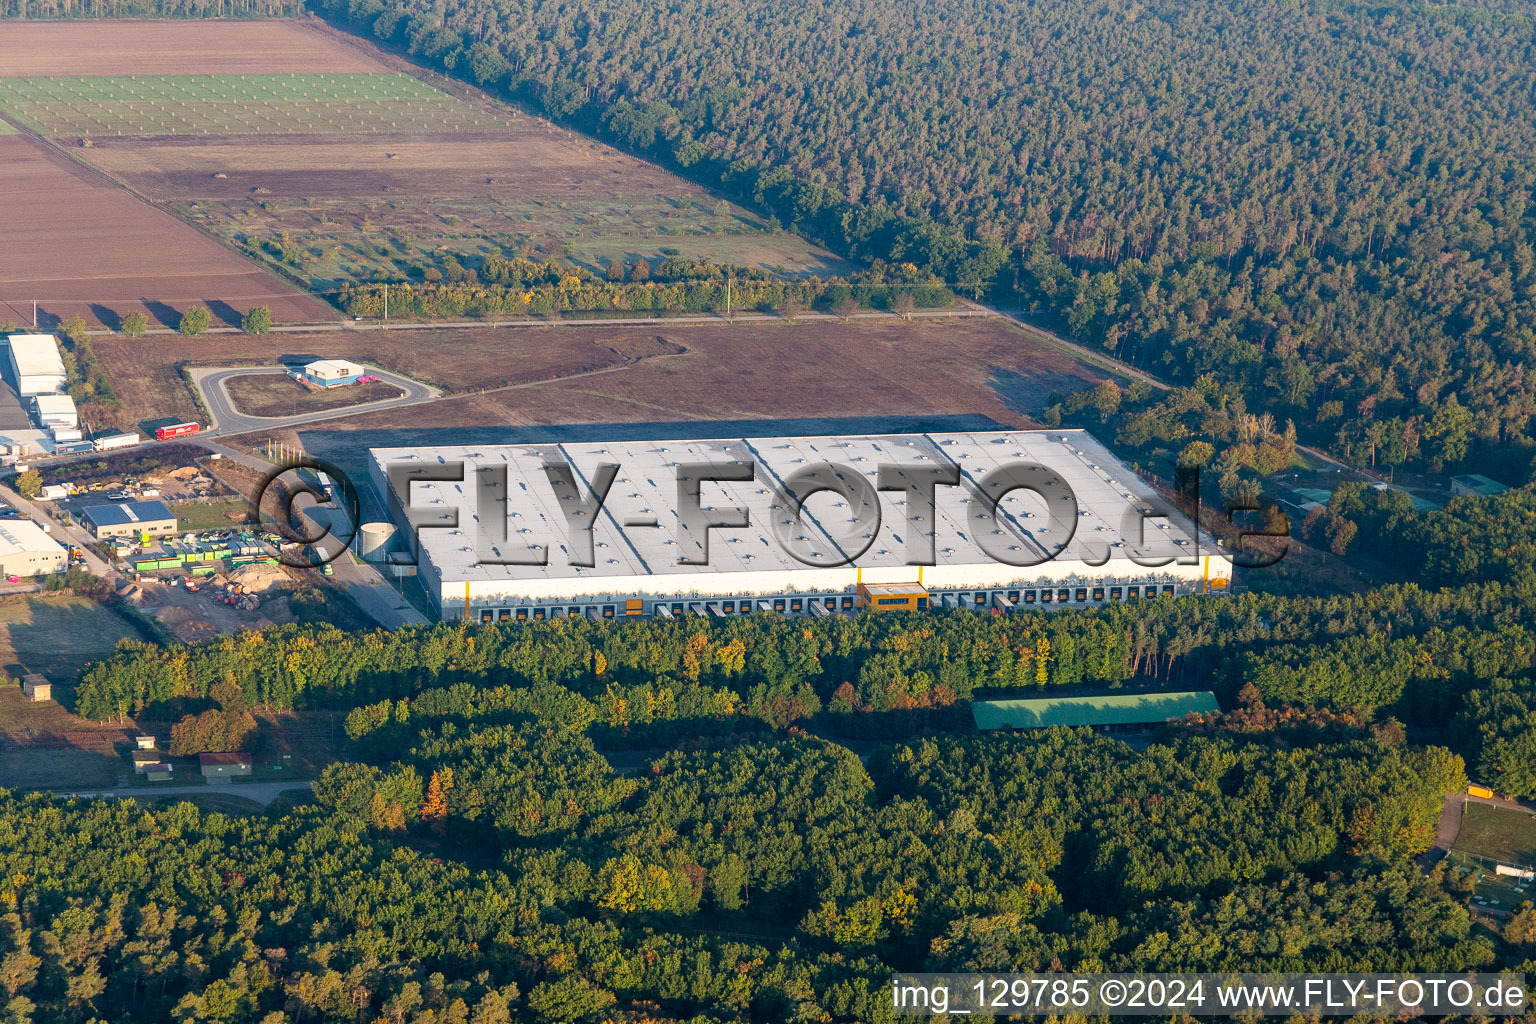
<box><xmin>144</xmin><ymin>763</ymin><xmax>174</xmax><ymax>782</ymax></box>
<box><xmin>20</xmin><ymin>673</ymin><xmax>51</xmax><ymax>702</ymax></box>
<box><xmin>972</xmin><ymin>691</ymin><xmax>1219</xmax><ymax>731</ymax></box>
<box><xmin>130</xmin><ymin>749</ymin><xmax>163</xmax><ymax>773</ymax></box>
<box><xmin>199</xmin><ymin>751</ymin><xmax>253</xmax><ymax>782</ymax></box>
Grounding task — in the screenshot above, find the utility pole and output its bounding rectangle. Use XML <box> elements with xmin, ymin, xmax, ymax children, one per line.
<box><xmin>383</xmin><ymin>284</ymin><xmax>388</xmax><ymax>322</ymax></box>
<box><xmin>32</xmin><ymin>300</ymin><xmax>37</xmax><ymax>328</ymax></box>
<box><xmin>726</xmin><ymin>273</ymin><xmax>732</xmax><ymax>321</ymax></box>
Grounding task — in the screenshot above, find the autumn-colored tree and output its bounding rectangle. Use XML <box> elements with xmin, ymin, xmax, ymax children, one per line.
<box><xmin>168</xmin><ymin>708</ymin><xmax>258</xmax><ymax>756</ymax></box>
<box><xmin>421</xmin><ymin>770</ymin><xmax>449</xmax><ymax>835</ymax></box>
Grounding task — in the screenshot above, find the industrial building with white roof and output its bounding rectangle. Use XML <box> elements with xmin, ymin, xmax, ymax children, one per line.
<box><xmin>3</xmin><ymin>334</ymin><xmax>67</xmax><ymax>397</ymax></box>
<box><xmin>0</xmin><ymin>518</ymin><xmax>68</xmax><ymax>578</ymax></box>
<box><xmin>369</xmin><ymin>429</ymin><xmax>1231</xmax><ymax>622</ymax></box>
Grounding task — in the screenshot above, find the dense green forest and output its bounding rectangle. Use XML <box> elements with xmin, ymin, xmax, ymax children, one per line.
<box><xmin>0</xmin><ymin>730</ymin><xmax>1484</xmax><ymax>1023</ymax></box>
<box><xmin>283</xmin><ymin>0</ymin><xmax>1536</xmax><ymax>474</ymax></box>
<box><xmin>11</xmin><ymin>510</ymin><xmax>1536</xmax><ymax>1020</ymax></box>
<box><xmin>74</xmin><ymin>577</ymin><xmax>1536</xmax><ymax>728</ymax></box>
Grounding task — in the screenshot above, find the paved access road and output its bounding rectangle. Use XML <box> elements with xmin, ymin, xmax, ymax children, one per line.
<box><xmin>83</xmin><ymin>306</ymin><xmax>997</xmax><ymax>338</ymax></box>
<box><xmin>297</xmin><ymin>495</ymin><xmax>429</xmax><ymax>629</ymax></box>
<box><xmin>190</xmin><ymin>364</ymin><xmax>439</xmax><ymax>437</ymax></box>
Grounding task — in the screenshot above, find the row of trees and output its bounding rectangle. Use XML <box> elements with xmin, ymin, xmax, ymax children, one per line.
<box><xmin>336</xmin><ymin>260</ymin><xmax>948</xmax><ymax>318</ymax></box>
<box><xmin>0</xmin><ymin>0</ymin><xmax>298</xmax><ymax>15</ymax></box>
<box><xmin>74</xmin><ymin>570</ymin><xmax>1536</xmax><ymax>721</ymax></box>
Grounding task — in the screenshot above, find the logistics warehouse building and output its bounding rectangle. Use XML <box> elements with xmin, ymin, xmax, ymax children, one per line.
<box><xmin>0</xmin><ymin>518</ymin><xmax>68</xmax><ymax>577</ymax></box>
<box><xmin>2</xmin><ymin>334</ymin><xmax>66</xmax><ymax>397</ymax></box>
<box><xmin>81</xmin><ymin>499</ymin><xmax>177</xmax><ymax>540</ymax></box>
<box><xmin>370</xmin><ymin>430</ymin><xmax>1231</xmax><ymax>622</ymax></box>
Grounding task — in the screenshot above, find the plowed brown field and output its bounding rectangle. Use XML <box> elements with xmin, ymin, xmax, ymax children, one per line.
<box><xmin>0</xmin><ymin>136</ymin><xmax>333</xmax><ymax>327</ymax></box>
<box><xmin>0</xmin><ymin>20</ymin><xmax>389</xmax><ymax>76</ymax></box>
<box><xmin>91</xmin><ymin>318</ymin><xmax>1115</xmax><ymax>449</ymax></box>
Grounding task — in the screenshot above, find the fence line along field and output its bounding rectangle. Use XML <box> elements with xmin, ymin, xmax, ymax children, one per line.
<box><xmin>0</xmin><ymin>74</ymin><xmax>508</xmax><ymax>136</ymax></box>
<box><xmin>0</xmin><ymin>20</ymin><xmax>392</xmax><ymax>76</ymax></box>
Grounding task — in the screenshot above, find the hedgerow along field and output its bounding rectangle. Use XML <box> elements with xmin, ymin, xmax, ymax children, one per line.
<box><xmin>0</xmin><ymin>73</ymin><xmax>507</xmax><ymax>136</ymax></box>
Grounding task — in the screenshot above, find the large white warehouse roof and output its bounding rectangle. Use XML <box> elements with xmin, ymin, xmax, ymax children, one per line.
<box><xmin>32</xmin><ymin>393</ymin><xmax>77</xmax><ymax>419</ymax></box>
<box><xmin>4</xmin><ymin>334</ymin><xmax>66</xmax><ymax>378</ymax></box>
<box><xmin>0</xmin><ymin>517</ymin><xmax>66</xmax><ymax>559</ymax></box>
<box><xmin>371</xmin><ymin>430</ymin><xmax>1217</xmax><ymax>589</ymax></box>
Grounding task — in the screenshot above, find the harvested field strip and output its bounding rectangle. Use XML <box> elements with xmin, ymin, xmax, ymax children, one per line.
<box><xmin>0</xmin><ymin>135</ymin><xmax>333</xmax><ymax>328</ymax></box>
<box><xmin>0</xmin><ymin>74</ymin><xmax>509</xmax><ymax>136</ymax></box>
<box><xmin>0</xmin><ymin>21</ymin><xmax>392</xmax><ymax>77</ymax></box>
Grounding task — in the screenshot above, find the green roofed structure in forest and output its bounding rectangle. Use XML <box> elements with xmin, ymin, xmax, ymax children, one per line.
<box><xmin>972</xmin><ymin>691</ymin><xmax>1220</xmax><ymax>730</ymax></box>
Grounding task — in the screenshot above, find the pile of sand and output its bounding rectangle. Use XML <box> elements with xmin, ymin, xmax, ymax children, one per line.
<box><xmin>116</xmin><ymin>581</ymin><xmax>163</xmax><ymax>608</ymax></box>
<box><xmin>230</xmin><ymin>564</ymin><xmax>292</xmax><ymax>593</ymax></box>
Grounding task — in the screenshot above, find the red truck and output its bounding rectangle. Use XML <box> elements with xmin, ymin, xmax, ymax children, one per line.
<box><xmin>154</xmin><ymin>422</ymin><xmax>201</xmax><ymax>441</ymax></box>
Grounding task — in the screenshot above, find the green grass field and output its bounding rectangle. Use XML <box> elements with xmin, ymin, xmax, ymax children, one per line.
<box><xmin>0</xmin><ymin>594</ymin><xmax>139</xmax><ymax>679</ymax></box>
<box><xmin>170</xmin><ymin>499</ymin><xmax>254</xmax><ymax>532</ymax></box>
<box><xmin>1456</xmin><ymin>802</ymin><xmax>1536</xmax><ymax>866</ymax></box>
<box><xmin>0</xmin><ymin>73</ymin><xmax>506</xmax><ymax>136</ymax></box>
<box><xmin>0</xmin><ymin>117</ymin><xmax>18</xmax><ymax>134</ymax></box>
<box><xmin>1445</xmin><ymin>803</ymin><xmax>1536</xmax><ymax>916</ymax></box>
<box><xmin>181</xmin><ymin>191</ymin><xmax>849</xmax><ymax>291</ymax></box>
